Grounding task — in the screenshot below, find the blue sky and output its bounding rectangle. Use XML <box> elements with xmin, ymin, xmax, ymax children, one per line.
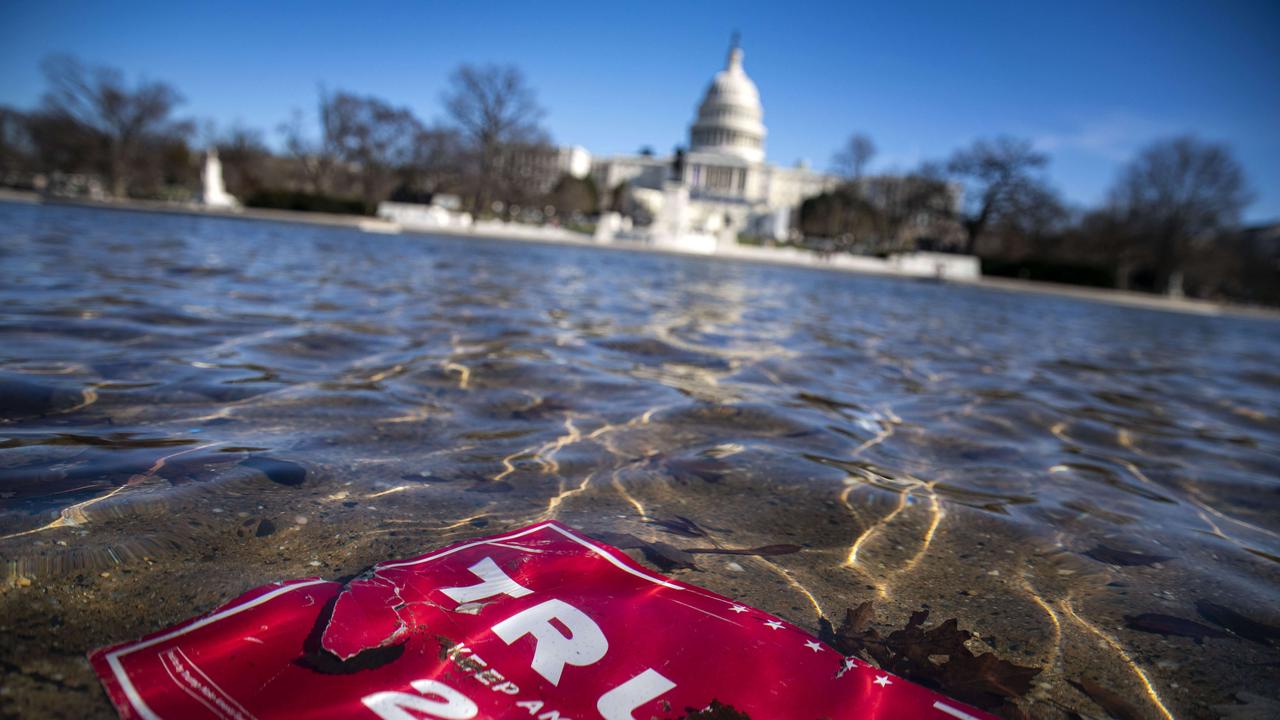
<box><xmin>2</xmin><ymin>0</ymin><xmax>1277</xmax><ymax>221</ymax></box>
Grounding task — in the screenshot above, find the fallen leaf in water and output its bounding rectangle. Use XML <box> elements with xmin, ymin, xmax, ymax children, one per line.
<box><xmin>1083</xmin><ymin>544</ymin><xmax>1175</xmax><ymax>566</ymax></box>
<box><xmin>1124</xmin><ymin>612</ymin><xmax>1229</xmax><ymax>643</ymax></box>
<box><xmin>1212</xmin><ymin>691</ymin><xmax>1280</xmax><ymax>720</ymax></box>
<box><xmin>885</xmin><ymin>611</ymin><xmax>975</xmax><ymax>678</ymax></box>
<box><xmin>644</xmin><ymin>541</ymin><xmax>698</xmax><ymax>571</ymax></box>
<box><xmin>590</xmin><ymin>531</ymin><xmax>698</xmax><ymax>571</ymax></box>
<box><xmin>829</xmin><ymin>601</ymin><xmax>1038</xmax><ymax>712</ymax></box>
<box><xmin>646</xmin><ymin>515</ymin><xmax>712</xmax><ymax>538</ymax></box>
<box><xmin>648</xmin><ymin>454</ymin><xmax>730</xmax><ymax>484</ymax></box>
<box><xmin>1196</xmin><ymin>600</ymin><xmax>1280</xmax><ymax>645</ymax></box>
<box><xmin>684</xmin><ymin>544</ymin><xmax>803</xmax><ymax>557</ymax></box>
<box><xmin>830</xmin><ymin>601</ymin><xmax>889</xmax><ymax>665</ymax></box>
<box><xmin>240</xmin><ymin>456</ymin><xmax>307</xmax><ymax>486</ymax></box>
<box><xmin>1068</xmin><ymin>678</ymin><xmax>1146</xmax><ymax>720</ymax></box>
<box><xmin>940</xmin><ymin>652</ymin><xmax>1041</xmax><ymax>711</ymax></box>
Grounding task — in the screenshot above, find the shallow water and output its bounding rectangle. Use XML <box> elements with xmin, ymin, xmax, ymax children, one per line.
<box><xmin>1</xmin><ymin>202</ymin><xmax>1277</xmax><ymax>718</ymax></box>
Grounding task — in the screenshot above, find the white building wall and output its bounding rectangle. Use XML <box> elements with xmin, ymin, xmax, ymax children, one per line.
<box><xmin>590</xmin><ymin>153</ymin><xmax>838</xmax><ymax>238</ymax></box>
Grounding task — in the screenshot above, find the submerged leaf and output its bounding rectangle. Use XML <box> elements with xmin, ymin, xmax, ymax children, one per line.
<box><xmin>684</xmin><ymin>544</ymin><xmax>803</xmax><ymax>557</ymax></box>
<box><xmin>1195</xmin><ymin>600</ymin><xmax>1280</xmax><ymax>645</ymax></box>
<box><xmin>589</xmin><ymin>531</ymin><xmax>698</xmax><ymax>571</ymax></box>
<box><xmin>1212</xmin><ymin>691</ymin><xmax>1280</xmax><ymax>720</ymax></box>
<box><xmin>1068</xmin><ymin>678</ymin><xmax>1146</xmax><ymax>720</ymax></box>
<box><xmin>649</xmin><ymin>454</ymin><xmax>731</xmax><ymax>484</ymax></box>
<box><xmin>832</xmin><ymin>601</ymin><xmax>888</xmax><ymax>665</ymax></box>
<box><xmin>939</xmin><ymin>652</ymin><xmax>1040</xmax><ymax>710</ymax></box>
<box><xmin>1124</xmin><ymin>613</ymin><xmax>1229</xmax><ymax>643</ymax></box>
<box><xmin>829</xmin><ymin>601</ymin><xmax>1039</xmax><ymax>711</ymax></box>
<box><xmin>646</xmin><ymin>515</ymin><xmax>712</xmax><ymax>539</ymax></box>
<box><xmin>240</xmin><ymin>456</ymin><xmax>307</xmax><ymax>486</ymax></box>
<box><xmin>1084</xmin><ymin>544</ymin><xmax>1175</xmax><ymax>566</ymax></box>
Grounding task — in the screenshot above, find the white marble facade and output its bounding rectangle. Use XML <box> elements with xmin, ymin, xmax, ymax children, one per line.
<box><xmin>589</xmin><ymin>39</ymin><xmax>839</xmax><ymax>241</ymax></box>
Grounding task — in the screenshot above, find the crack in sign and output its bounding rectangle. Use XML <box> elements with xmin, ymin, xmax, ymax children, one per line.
<box><xmin>321</xmin><ymin>555</ymin><xmax>533</xmax><ymax>661</ymax></box>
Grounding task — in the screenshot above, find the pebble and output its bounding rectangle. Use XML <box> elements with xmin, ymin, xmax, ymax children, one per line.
<box><xmin>294</xmin><ymin>515</ymin><xmax>309</xmax><ymax>525</ymax></box>
<box><xmin>308</xmin><ymin>560</ymin><xmax>322</xmax><ymax>567</ymax></box>
<box><xmin>16</xmin><ymin>576</ymin><xmax>32</xmax><ymax>587</ymax></box>
<box><xmin>100</xmin><ymin>572</ymin><xmax>111</xmax><ymax>578</ymax></box>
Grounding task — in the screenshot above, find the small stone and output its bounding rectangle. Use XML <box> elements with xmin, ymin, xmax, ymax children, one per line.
<box><xmin>987</xmin><ymin>569</ymin><xmax>1000</xmax><ymax>576</ymax></box>
<box><xmin>294</xmin><ymin>515</ymin><xmax>308</xmax><ymax>525</ymax></box>
<box><xmin>100</xmin><ymin>571</ymin><xmax>111</xmax><ymax>578</ymax></box>
<box><xmin>308</xmin><ymin>560</ymin><xmax>322</xmax><ymax>567</ymax></box>
<box><xmin>16</xmin><ymin>576</ymin><xmax>32</xmax><ymax>587</ymax></box>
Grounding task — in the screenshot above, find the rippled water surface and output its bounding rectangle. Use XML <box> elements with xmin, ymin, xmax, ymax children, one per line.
<box><xmin>2</xmin><ymin>202</ymin><xmax>1278</xmax><ymax>718</ymax></box>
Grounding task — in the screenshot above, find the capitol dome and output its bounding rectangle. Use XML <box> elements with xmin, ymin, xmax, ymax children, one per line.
<box><xmin>688</xmin><ymin>39</ymin><xmax>766</xmax><ymax>163</ymax></box>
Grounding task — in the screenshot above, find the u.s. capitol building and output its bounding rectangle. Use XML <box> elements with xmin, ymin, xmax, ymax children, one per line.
<box><xmin>588</xmin><ymin>39</ymin><xmax>840</xmax><ymax>243</ymax></box>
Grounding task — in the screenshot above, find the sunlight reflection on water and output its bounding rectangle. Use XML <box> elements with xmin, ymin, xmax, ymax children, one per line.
<box><xmin>1</xmin><ymin>202</ymin><xmax>1278</xmax><ymax>717</ymax></box>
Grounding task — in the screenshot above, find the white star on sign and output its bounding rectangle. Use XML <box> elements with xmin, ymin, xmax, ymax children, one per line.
<box><xmin>729</xmin><ymin>605</ymin><xmax>748</xmax><ymax>614</ymax></box>
<box><xmin>874</xmin><ymin>675</ymin><xmax>892</xmax><ymax>688</ymax></box>
<box><xmin>804</xmin><ymin>640</ymin><xmax>823</xmax><ymax>652</ymax></box>
<box><xmin>764</xmin><ymin>620</ymin><xmax>784</xmax><ymax>630</ymax></box>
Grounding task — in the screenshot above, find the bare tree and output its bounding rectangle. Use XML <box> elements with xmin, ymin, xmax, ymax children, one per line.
<box><xmin>214</xmin><ymin>124</ymin><xmax>271</xmax><ymax>198</ymax></box>
<box><xmin>442</xmin><ymin>64</ymin><xmax>548</xmax><ymax>214</ymax></box>
<box><xmin>946</xmin><ymin>136</ymin><xmax>1049</xmax><ymax>254</ymax></box>
<box><xmin>861</xmin><ymin>173</ymin><xmax>957</xmax><ymax>251</ymax></box>
<box><xmin>277</xmin><ymin>101</ymin><xmax>340</xmax><ymax>195</ymax></box>
<box><xmin>404</xmin><ymin>125</ymin><xmax>466</xmax><ymax>197</ymax></box>
<box><xmin>1106</xmin><ymin>135</ymin><xmax>1251</xmax><ymax>295</ymax></box>
<box><xmin>0</xmin><ymin>107</ymin><xmax>34</xmax><ymax>178</ymax></box>
<box><xmin>39</xmin><ymin>55</ymin><xmax>188</xmax><ymax>197</ymax></box>
<box><xmin>322</xmin><ymin>91</ymin><xmax>423</xmax><ymax>207</ymax></box>
<box><xmin>832</xmin><ymin>133</ymin><xmax>876</xmax><ymax>181</ymax></box>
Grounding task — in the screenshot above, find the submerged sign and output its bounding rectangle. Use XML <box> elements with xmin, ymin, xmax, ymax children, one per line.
<box><xmin>90</xmin><ymin>521</ymin><xmax>996</xmax><ymax>719</ymax></box>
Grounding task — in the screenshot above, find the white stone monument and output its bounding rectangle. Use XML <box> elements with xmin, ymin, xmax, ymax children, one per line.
<box><xmin>198</xmin><ymin>148</ymin><xmax>239</xmax><ymax>208</ymax></box>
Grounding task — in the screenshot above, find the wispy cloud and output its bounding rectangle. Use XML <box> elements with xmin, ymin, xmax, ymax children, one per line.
<box><xmin>1031</xmin><ymin>113</ymin><xmax>1177</xmax><ymax>162</ymax></box>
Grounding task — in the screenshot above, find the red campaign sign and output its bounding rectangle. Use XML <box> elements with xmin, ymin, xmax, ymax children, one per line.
<box><xmin>90</xmin><ymin>521</ymin><xmax>996</xmax><ymax>720</ymax></box>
